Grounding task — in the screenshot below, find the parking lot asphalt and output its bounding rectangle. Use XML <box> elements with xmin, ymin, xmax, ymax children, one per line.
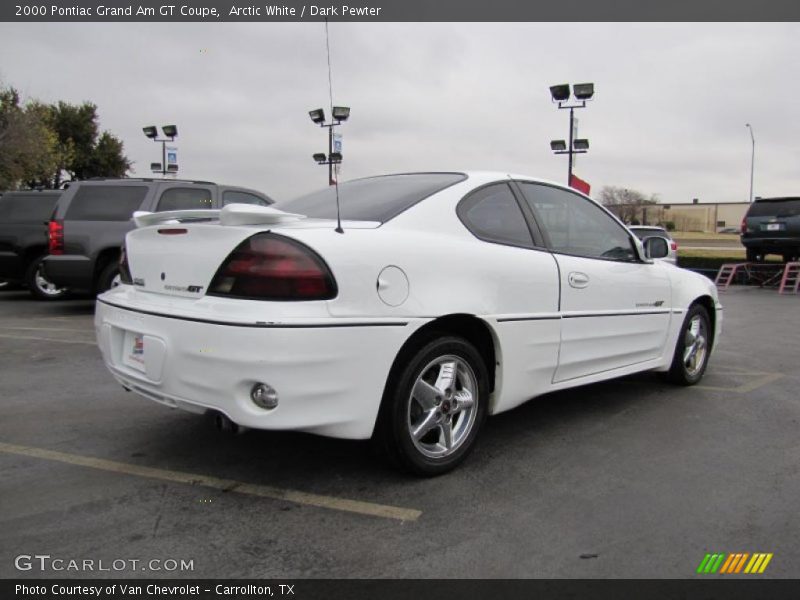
<box><xmin>1</xmin><ymin>287</ymin><xmax>798</xmax><ymax>579</ymax></box>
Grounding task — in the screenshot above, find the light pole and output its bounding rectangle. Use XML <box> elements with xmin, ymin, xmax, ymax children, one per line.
<box><xmin>143</xmin><ymin>125</ymin><xmax>178</xmax><ymax>177</ymax></box>
<box><xmin>308</xmin><ymin>107</ymin><xmax>350</xmax><ymax>185</ymax></box>
<box><xmin>548</xmin><ymin>83</ymin><xmax>594</xmax><ymax>186</ymax></box>
<box><xmin>746</xmin><ymin>123</ymin><xmax>755</xmax><ymax>203</ymax></box>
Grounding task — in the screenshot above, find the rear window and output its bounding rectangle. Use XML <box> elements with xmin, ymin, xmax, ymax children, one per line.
<box><xmin>747</xmin><ymin>198</ymin><xmax>800</xmax><ymax>218</ymax></box>
<box><xmin>0</xmin><ymin>192</ymin><xmax>61</xmax><ymax>223</ymax></box>
<box><xmin>65</xmin><ymin>185</ymin><xmax>148</xmax><ymax>221</ymax></box>
<box><xmin>276</xmin><ymin>173</ymin><xmax>467</xmax><ymax>223</ymax></box>
<box><xmin>157</xmin><ymin>187</ymin><xmax>212</xmax><ymax>211</ymax></box>
<box><xmin>223</xmin><ymin>190</ymin><xmax>271</xmax><ymax>206</ymax></box>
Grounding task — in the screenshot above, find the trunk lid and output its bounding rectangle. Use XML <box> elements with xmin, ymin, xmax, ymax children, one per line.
<box><xmin>124</xmin><ymin>205</ymin><xmax>378</xmax><ymax>299</ymax></box>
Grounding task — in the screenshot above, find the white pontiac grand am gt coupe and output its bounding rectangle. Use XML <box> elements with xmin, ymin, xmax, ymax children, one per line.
<box><xmin>95</xmin><ymin>172</ymin><xmax>722</xmax><ymax>475</ymax></box>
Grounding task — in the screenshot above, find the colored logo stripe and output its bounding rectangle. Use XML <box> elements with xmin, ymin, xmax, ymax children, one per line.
<box><xmin>697</xmin><ymin>552</ymin><xmax>773</xmax><ymax>574</ymax></box>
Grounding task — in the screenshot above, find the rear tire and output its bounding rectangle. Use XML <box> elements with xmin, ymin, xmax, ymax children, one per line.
<box><xmin>96</xmin><ymin>262</ymin><xmax>121</xmax><ymax>294</ymax></box>
<box><xmin>374</xmin><ymin>335</ymin><xmax>489</xmax><ymax>476</ymax></box>
<box><xmin>666</xmin><ymin>304</ymin><xmax>711</xmax><ymax>386</ymax></box>
<box><xmin>25</xmin><ymin>256</ymin><xmax>68</xmax><ymax>301</ymax></box>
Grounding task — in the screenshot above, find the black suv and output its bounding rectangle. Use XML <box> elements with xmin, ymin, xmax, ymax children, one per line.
<box><xmin>740</xmin><ymin>197</ymin><xmax>800</xmax><ymax>262</ymax></box>
<box><xmin>0</xmin><ymin>190</ymin><xmax>68</xmax><ymax>299</ymax></box>
<box><xmin>44</xmin><ymin>178</ymin><xmax>273</xmax><ymax>294</ymax></box>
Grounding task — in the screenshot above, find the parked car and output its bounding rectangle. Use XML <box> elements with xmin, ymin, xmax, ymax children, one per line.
<box><xmin>740</xmin><ymin>197</ymin><xmax>800</xmax><ymax>262</ymax></box>
<box><xmin>629</xmin><ymin>225</ymin><xmax>678</xmax><ymax>265</ymax></box>
<box><xmin>44</xmin><ymin>178</ymin><xmax>273</xmax><ymax>294</ymax></box>
<box><xmin>0</xmin><ymin>190</ymin><xmax>67</xmax><ymax>299</ymax></box>
<box><xmin>95</xmin><ymin>172</ymin><xmax>721</xmax><ymax>475</ymax></box>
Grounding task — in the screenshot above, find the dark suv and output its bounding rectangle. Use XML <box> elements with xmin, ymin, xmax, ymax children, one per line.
<box><xmin>0</xmin><ymin>190</ymin><xmax>68</xmax><ymax>299</ymax></box>
<box><xmin>44</xmin><ymin>178</ymin><xmax>273</xmax><ymax>294</ymax></box>
<box><xmin>740</xmin><ymin>197</ymin><xmax>800</xmax><ymax>263</ymax></box>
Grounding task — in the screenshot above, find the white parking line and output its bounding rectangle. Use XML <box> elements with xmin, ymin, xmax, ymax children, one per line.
<box><xmin>0</xmin><ymin>333</ymin><xmax>95</xmax><ymax>345</ymax></box>
<box><xmin>0</xmin><ymin>442</ymin><xmax>422</xmax><ymax>522</ymax></box>
<box><xmin>1</xmin><ymin>326</ymin><xmax>93</xmax><ymax>333</ymax></box>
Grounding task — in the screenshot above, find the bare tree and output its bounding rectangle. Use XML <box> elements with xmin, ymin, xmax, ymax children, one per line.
<box><xmin>599</xmin><ymin>186</ymin><xmax>659</xmax><ymax>224</ymax></box>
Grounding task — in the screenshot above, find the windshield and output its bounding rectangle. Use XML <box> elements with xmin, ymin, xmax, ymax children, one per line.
<box><xmin>276</xmin><ymin>173</ymin><xmax>466</xmax><ymax>223</ymax></box>
<box><xmin>747</xmin><ymin>198</ymin><xmax>800</xmax><ymax>218</ymax></box>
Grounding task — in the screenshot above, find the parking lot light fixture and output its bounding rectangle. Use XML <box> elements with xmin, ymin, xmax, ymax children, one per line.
<box><xmin>549</xmin><ymin>84</ymin><xmax>571</xmax><ymax>102</ymax></box>
<box><xmin>161</xmin><ymin>124</ymin><xmax>178</xmax><ymax>139</ymax></box>
<box><xmin>143</xmin><ymin>124</ymin><xmax>179</xmax><ymax>178</ymax></box>
<box><xmin>331</xmin><ymin>106</ymin><xmax>350</xmax><ymax>122</ymax></box>
<box><xmin>573</xmin><ymin>83</ymin><xmax>595</xmax><ymax>101</ymax></box>
<box><xmin>309</xmin><ymin>105</ymin><xmax>350</xmax><ymax>185</ymax></box>
<box><xmin>309</xmin><ymin>108</ymin><xmax>326</xmax><ymax>124</ymax></box>
<box><xmin>573</xmin><ymin>138</ymin><xmax>590</xmax><ymax>151</ymax></box>
<box><xmin>548</xmin><ymin>82</ymin><xmax>595</xmax><ymax>186</ymax></box>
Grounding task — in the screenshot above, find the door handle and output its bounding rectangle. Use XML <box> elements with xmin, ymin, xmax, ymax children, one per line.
<box><xmin>568</xmin><ymin>272</ymin><xmax>590</xmax><ymax>289</ymax></box>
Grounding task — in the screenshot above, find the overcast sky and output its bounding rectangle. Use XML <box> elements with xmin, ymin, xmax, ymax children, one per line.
<box><xmin>1</xmin><ymin>22</ymin><xmax>798</xmax><ymax>203</ymax></box>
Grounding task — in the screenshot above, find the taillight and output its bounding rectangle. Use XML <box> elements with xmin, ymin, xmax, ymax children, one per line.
<box><xmin>740</xmin><ymin>218</ymin><xmax>747</xmax><ymax>234</ymax></box>
<box><xmin>48</xmin><ymin>220</ymin><xmax>64</xmax><ymax>255</ymax></box>
<box><xmin>208</xmin><ymin>233</ymin><xmax>337</xmax><ymax>301</ymax></box>
<box><xmin>119</xmin><ymin>245</ymin><xmax>132</xmax><ymax>285</ymax></box>
<box><xmin>670</xmin><ymin>241</ymin><xmax>678</xmax><ymax>251</ymax></box>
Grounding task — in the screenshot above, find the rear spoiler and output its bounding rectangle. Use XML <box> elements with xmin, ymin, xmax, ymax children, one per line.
<box><xmin>132</xmin><ymin>203</ymin><xmax>306</xmax><ymax>228</ymax></box>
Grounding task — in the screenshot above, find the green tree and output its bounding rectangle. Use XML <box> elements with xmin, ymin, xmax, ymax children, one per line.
<box><xmin>0</xmin><ymin>86</ymin><xmax>59</xmax><ymax>190</ymax></box>
<box><xmin>48</xmin><ymin>101</ymin><xmax>132</xmax><ymax>186</ymax></box>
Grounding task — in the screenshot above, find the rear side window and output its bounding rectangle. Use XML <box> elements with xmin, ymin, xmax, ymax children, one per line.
<box><xmin>747</xmin><ymin>198</ymin><xmax>800</xmax><ymax>218</ymax></box>
<box><xmin>223</xmin><ymin>191</ymin><xmax>270</xmax><ymax>206</ymax></box>
<box><xmin>0</xmin><ymin>193</ymin><xmax>60</xmax><ymax>223</ymax></box>
<box><xmin>157</xmin><ymin>188</ymin><xmax>213</xmax><ymax>211</ymax></box>
<box><xmin>65</xmin><ymin>186</ymin><xmax>147</xmax><ymax>221</ymax></box>
<box><xmin>457</xmin><ymin>183</ymin><xmax>534</xmax><ymax>248</ymax></box>
<box><xmin>277</xmin><ymin>173</ymin><xmax>466</xmax><ymax>223</ymax></box>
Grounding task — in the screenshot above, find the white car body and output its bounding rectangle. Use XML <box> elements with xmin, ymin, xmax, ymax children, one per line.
<box><xmin>95</xmin><ymin>172</ymin><xmax>721</xmax><ymax>447</ymax></box>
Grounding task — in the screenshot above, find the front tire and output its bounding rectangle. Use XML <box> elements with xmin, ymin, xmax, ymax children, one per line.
<box><xmin>375</xmin><ymin>335</ymin><xmax>489</xmax><ymax>476</ymax></box>
<box><xmin>25</xmin><ymin>256</ymin><xmax>68</xmax><ymax>300</ymax></box>
<box><xmin>666</xmin><ymin>304</ymin><xmax>711</xmax><ymax>386</ymax></box>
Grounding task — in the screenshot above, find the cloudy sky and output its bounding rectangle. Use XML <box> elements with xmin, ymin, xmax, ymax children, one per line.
<box><xmin>1</xmin><ymin>22</ymin><xmax>798</xmax><ymax>203</ymax></box>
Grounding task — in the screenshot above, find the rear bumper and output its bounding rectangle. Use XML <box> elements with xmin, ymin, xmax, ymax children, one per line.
<box><xmin>0</xmin><ymin>251</ymin><xmax>25</xmax><ymax>281</ymax></box>
<box><xmin>43</xmin><ymin>255</ymin><xmax>94</xmax><ymax>291</ymax></box>
<box><xmin>94</xmin><ymin>296</ymin><xmax>415</xmax><ymax>440</ymax></box>
<box><xmin>740</xmin><ymin>237</ymin><xmax>800</xmax><ymax>250</ymax></box>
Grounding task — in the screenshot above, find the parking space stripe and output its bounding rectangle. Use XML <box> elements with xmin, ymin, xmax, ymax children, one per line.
<box><xmin>0</xmin><ymin>334</ymin><xmax>96</xmax><ymax>345</ymax></box>
<box><xmin>0</xmin><ymin>442</ymin><xmax>422</xmax><ymax>522</ymax></box>
<box><xmin>0</xmin><ymin>326</ymin><xmax>93</xmax><ymax>332</ymax></box>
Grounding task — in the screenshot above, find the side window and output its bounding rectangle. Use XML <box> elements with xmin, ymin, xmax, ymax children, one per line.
<box><xmin>157</xmin><ymin>188</ymin><xmax>213</xmax><ymax>212</ymax></box>
<box><xmin>457</xmin><ymin>183</ymin><xmax>534</xmax><ymax>249</ymax></box>
<box><xmin>519</xmin><ymin>183</ymin><xmax>636</xmax><ymax>261</ymax></box>
<box><xmin>223</xmin><ymin>191</ymin><xmax>270</xmax><ymax>206</ymax></box>
<box><xmin>65</xmin><ymin>186</ymin><xmax>148</xmax><ymax>221</ymax></box>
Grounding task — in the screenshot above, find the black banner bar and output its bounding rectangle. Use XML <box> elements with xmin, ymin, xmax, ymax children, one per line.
<box><xmin>3</xmin><ymin>0</ymin><xmax>800</xmax><ymax>22</ymax></box>
<box><xmin>4</xmin><ymin>579</ymin><xmax>800</xmax><ymax>600</ymax></box>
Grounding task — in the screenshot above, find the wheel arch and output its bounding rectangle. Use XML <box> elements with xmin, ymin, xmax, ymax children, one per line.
<box><xmin>692</xmin><ymin>294</ymin><xmax>717</xmax><ymax>347</ymax></box>
<box><xmin>374</xmin><ymin>313</ymin><xmax>500</xmax><ymax>436</ymax></box>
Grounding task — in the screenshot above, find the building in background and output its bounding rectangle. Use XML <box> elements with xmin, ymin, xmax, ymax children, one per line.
<box><xmin>607</xmin><ymin>201</ymin><xmax>750</xmax><ymax>232</ymax></box>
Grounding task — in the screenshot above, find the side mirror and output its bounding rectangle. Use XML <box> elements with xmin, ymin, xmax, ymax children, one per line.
<box><xmin>642</xmin><ymin>236</ymin><xmax>670</xmax><ymax>259</ymax></box>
